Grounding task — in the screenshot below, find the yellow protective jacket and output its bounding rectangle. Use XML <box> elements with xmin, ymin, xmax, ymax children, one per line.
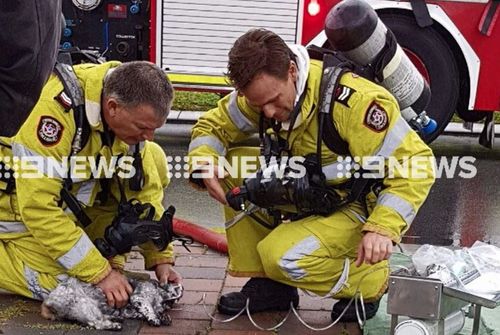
<box><xmin>0</xmin><ymin>62</ymin><xmax>174</xmax><ymax>285</ymax></box>
<box><xmin>188</xmin><ymin>59</ymin><xmax>435</xmax><ymax>242</ymax></box>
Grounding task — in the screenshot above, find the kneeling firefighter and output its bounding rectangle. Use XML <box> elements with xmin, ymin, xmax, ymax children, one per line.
<box><xmin>0</xmin><ymin>59</ymin><xmax>182</xmax><ymax>307</ymax></box>
<box><xmin>188</xmin><ymin>27</ymin><xmax>435</xmax><ymax>322</ymax></box>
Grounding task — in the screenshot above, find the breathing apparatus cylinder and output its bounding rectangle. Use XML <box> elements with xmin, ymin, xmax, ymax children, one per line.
<box><xmin>324</xmin><ymin>0</ymin><xmax>437</xmax><ymax>137</ymax></box>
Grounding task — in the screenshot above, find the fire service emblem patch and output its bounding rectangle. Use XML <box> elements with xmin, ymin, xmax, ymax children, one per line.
<box><xmin>364</xmin><ymin>102</ymin><xmax>389</xmax><ymax>132</ymax></box>
<box><xmin>38</xmin><ymin>116</ymin><xmax>64</xmax><ymax>146</ymax></box>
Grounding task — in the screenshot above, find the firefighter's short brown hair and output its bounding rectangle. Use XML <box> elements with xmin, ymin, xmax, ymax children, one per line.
<box><xmin>227</xmin><ymin>29</ymin><xmax>292</xmax><ymax>91</ymax></box>
<box><xmin>104</xmin><ymin>61</ymin><xmax>174</xmax><ymax>118</ymax></box>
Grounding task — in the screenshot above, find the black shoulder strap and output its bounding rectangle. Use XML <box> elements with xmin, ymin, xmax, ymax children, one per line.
<box><xmin>53</xmin><ymin>62</ymin><xmax>91</xmax><ymax>155</ymax></box>
<box><xmin>316</xmin><ymin>51</ymin><xmax>352</xmax><ymax>157</ymax></box>
<box><xmin>307</xmin><ymin>44</ymin><xmax>334</xmax><ymax>61</ymax></box>
<box><xmin>312</xmin><ymin>46</ymin><xmax>384</xmax><ymax>204</ymax></box>
<box><xmin>53</xmin><ymin>61</ymin><xmax>92</xmax><ymax>227</ymax></box>
<box><xmin>318</xmin><ymin>54</ymin><xmax>381</xmax><ymax>204</ymax></box>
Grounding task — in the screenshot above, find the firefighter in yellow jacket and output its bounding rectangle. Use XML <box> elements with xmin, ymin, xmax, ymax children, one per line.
<box><xmin>188</xmin><ymin>29</ymin><xmax>435</xmax><ymax>321</ymax></box>
<box><xmin>0</xmin><ymin>61</ymin><xmax>181</xmax><ymax>308</ymax></box>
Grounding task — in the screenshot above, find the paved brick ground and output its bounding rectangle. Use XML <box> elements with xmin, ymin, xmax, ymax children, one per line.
<box><xmin>137</xmin><ymin>242</ymin><xmax>362</xmax><ymax>335</ymax></box>
<box><xmin>0</xmin><ymin>241</ymin><xmax>361</xmax><ymax>335</ymax></box>
<box><xmin>3</xmin><ymin>242</ymin><xmax>498</xmax><ymax>334</ymax></box>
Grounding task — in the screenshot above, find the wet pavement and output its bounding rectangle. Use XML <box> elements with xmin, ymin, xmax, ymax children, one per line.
<box><xmin>408</xmin><ymin>136</ymin><xmax>500</xmax><ymax>247</ymax></box>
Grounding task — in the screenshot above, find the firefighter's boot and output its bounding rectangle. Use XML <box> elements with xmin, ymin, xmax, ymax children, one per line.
<box><xmin>217</xmin><ymin>278</ymin><xmax>299</xmax><ymax>315</ymax></box>
<box><xmin>331</xmin><ymin>298</ymin><xmax>380</xmax><ymax>322</ymax></box>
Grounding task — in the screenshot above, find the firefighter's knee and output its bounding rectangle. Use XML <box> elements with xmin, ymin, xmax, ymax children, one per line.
<box><xmin>257</xmin><ymin>234</ymin><xmax>307</xmax><ymax>284</ymax></box>
<box><xmin>257</xmin><ymin>235</ymin><xmax>289</xmax><ymax>281</ymax></box>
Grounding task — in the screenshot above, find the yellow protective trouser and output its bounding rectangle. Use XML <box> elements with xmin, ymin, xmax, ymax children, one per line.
<box><xmin>222</xmin><ymin>147</ymin><xmax>389</xmax><ymax>301</ymax></box>
<box><xmin>0</xmin><ymin>204</ymin><xmax>123</xmax><ymax>301</ymax></box>
<box><xmin>0</xmin><ymin>142</ymin><xmax>170</xmax><ymax>301</ymax></box>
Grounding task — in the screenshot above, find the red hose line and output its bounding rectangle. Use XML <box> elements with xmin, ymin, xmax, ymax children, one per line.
<box><xmin>173</xmin><ymin>218</ymin><xmax>228</xmax><ymax>254</ymax></box>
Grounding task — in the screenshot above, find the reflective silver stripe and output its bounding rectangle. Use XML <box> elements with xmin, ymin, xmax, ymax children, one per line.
<box><xmin>374</xmin><ymin>117</ymin><xmax>411</xmax><ymax>158</ymax></box>
<box><xmin>57</xmin><ymin>234</ymin><xmax>94</xmax><ymax>270</ymax></box>
<box><xmin>0</xmin><ymin>221</ymin><xmax>27</xmax><ymax>233</ymax></box>
<box><xmin>279</xmin><ymin>236</ymin><xmax>320</xmax><ymax>280</ymax></box>
<box><xmin>188</xmin><ymin>136</ymin><xmax>227</xmax><ymax>156</ymax></box>
<box><xmin>322</xmin><ymin>160</ymin><xmax>352</xmax><ymax>180</ymax></box>
<box><xmin>377</xmin><ymin>193</ymin><xmax>416</xmax><ymax>225</ymax></box>
<box><xmin>11</xmin><ymin>143</ymin><xmax>66</xmax><ymax>179</ymax></box>
<box><xmin>301</xmin><ymin>258</ymin><xmax>350</xmax><ymax>298</ymax></box>
<box><xmin>86</xmin><ymin>99</ymin><xmax>101</xmax><ymax>127</ymax></box>
<box><xmin>74</xmin><ymin>180</ymin><xmax>96</xmax><ymax>206</ymax></box>
<box><xmin>328</xmin><ymin>258</ymin><xmax>350</xmax><ymax>296</ymax></box>
<box><xmin>24</xmin><ymin>265</ymin><xmax>49</xmax><ymax>300</ymax></box>
<box><xmin>228</xmin><ymin>92</ymin><xmax>256</xmax><ymax>133</ymax></box>
<box><xmin>347</xmin><ymin>209</ymin><xmax>367</xmax><ymax>224</ymax></box>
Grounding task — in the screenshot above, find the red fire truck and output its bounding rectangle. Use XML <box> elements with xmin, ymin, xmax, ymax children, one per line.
<box><xmin>63</xmin><ymin>0</ymin><xmax>499</xmax><ymax>141</ymax></box>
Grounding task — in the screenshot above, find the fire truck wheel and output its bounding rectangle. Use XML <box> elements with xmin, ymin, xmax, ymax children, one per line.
<box><xmin>379</xmin><ymin>13</ymin><xmax>459</xmax><ymax>142</ymax></box>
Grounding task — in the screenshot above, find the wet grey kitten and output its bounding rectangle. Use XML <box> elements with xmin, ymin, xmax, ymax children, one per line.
<box><xmin>41</xmin><ymin>277</ymin><xmax>183</xmax><ymax>330</ymax></box>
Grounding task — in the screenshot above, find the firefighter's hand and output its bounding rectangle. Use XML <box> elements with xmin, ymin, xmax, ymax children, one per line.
<box><xmin>201</xmin><ymin>165</ymin><xmax>229</xmax><ymax>205</ymax></box>
<box><xmin>97</xmin><ymin>269</ymin><xmax>133</xmax><ymax>308</ymax></box>
<box><xmin>355</xmin><ymin>232</ymin><xmax>393</xmax><ymax>267</ymax></box>
<box><xmin>155</xmin><ymin>263</ymin><xmax>183</xmax><ymax>285</ymax></box>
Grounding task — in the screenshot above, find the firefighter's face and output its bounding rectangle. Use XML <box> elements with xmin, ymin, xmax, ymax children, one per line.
<box><xmin>104</xmin><ymin>98</ymin><xmax>166</xmax><ymax>144</ymax></box>
<box><xmin>242</xmin><ymin>62</ymin><xmax>298</xmax><ymax>122</ymax></box>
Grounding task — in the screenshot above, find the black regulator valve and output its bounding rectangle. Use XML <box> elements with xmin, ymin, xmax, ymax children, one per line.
<box><xmin>226</xmin><ymin>186</ymin><xmax>250</xmax><ymax>211</ymax></box>
<box><xmin>95</xmin><ymin>201</ymin><xmax>176</xmax><ymax>259</ymax></box>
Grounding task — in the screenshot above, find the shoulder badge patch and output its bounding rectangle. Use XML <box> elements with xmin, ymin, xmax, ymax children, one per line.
<box><xmin>335</xmin><ymin>84</ymin><xmax>356</xmax><ymax>107</ymax></box>
<box><xmin>364</xmin><ymin>102</ymin><xmax>389</xmax><ymax>132</ymax></box>
<box><xmin>55</xmin><ymin>91</ymin><xmax>72</xmax><ymax>111</ymax></box>
<box><xmin>38</xmin><ymin>116</ymin><xmax>64</xmax><ymax>146</ymax></box>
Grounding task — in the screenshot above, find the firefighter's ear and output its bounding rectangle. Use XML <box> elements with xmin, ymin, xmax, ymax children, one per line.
<box><xmin>105</xmin><ymin>97</ymin><xmax>119</xmax><ymax>117</ymax></box>
<box><xmin>289</xmin><ymin>61</ymin><xmax>297</xmax><ymax>82</ymax></box>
